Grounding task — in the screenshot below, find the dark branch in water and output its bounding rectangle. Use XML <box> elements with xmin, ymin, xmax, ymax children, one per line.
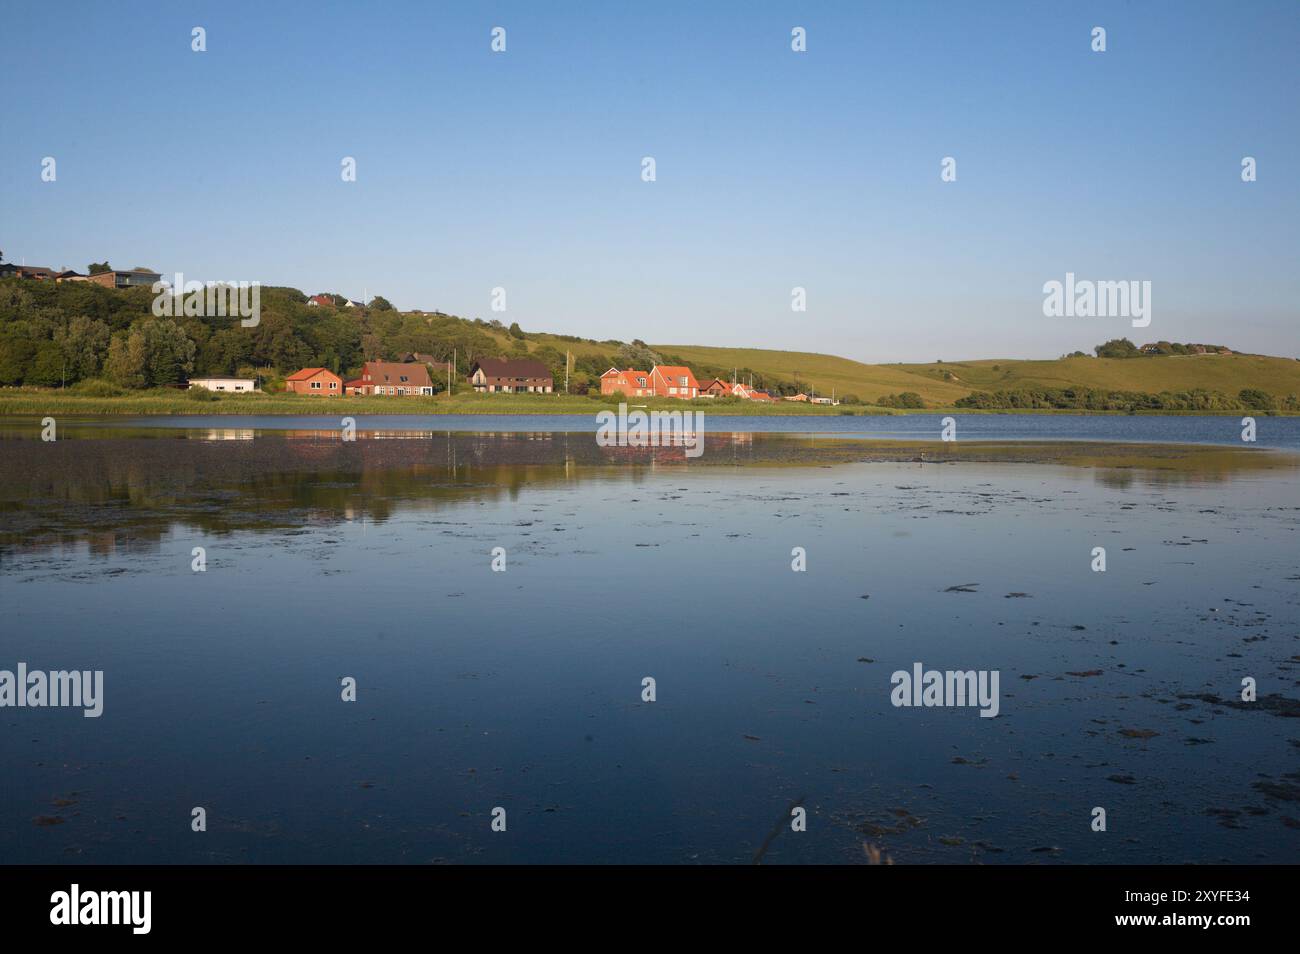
<box><xmin>752</xmin><ymin>794</ymin><xmax>806</xmax><ymax>865</ymax></box>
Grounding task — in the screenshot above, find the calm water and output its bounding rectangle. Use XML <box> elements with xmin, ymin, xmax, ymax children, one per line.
<box><xmin>40</xmin><ymin>412</ymin><xmax>1300</xmax><ymax>449</ymax></box>
<box><xmin>1</xmin><ymin>419</ymin><xmax>1297</xmax><ymax>864</ymax></box>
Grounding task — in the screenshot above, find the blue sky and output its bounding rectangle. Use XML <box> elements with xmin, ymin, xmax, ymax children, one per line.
<box><xmin>2</xmin><ymin>1</ymin><xmax>1297</xmax><ymax>361</ymax></box>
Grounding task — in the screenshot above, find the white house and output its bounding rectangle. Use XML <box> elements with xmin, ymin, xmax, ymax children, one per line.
<box><xmin>187</xmin><ymin>377</ymin><xmax>258</xmax><ymax>393</ymax></box>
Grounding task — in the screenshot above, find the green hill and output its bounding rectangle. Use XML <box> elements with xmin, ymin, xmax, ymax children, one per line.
<box><xmin>644</xmin><ymin>345</ymin><xmax>1300</xmax><ymax>407</ymax></box>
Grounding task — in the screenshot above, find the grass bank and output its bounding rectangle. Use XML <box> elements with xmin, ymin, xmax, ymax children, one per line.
<box><xmin>0</xmin><ymin>388</ymin><xmax>897</xmax><ymax>418</ymax></box>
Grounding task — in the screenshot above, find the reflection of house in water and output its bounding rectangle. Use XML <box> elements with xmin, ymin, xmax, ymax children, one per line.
<box><xmin>203</xmin><ymin>429</ymin><xmax>255</xmax><ymax>441</ymax></box>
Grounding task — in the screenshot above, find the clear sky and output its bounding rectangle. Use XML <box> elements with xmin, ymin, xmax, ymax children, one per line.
<box><xmin>2</xmin><ymin>1</ymin><xmax>1297</xmax><ymax>362</ymax></box>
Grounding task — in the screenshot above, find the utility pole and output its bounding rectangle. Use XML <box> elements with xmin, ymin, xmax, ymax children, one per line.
<box><xmin>564</xmin><ymin>351</ymin><xmax>570</xmax><ymax>394</ymax></box>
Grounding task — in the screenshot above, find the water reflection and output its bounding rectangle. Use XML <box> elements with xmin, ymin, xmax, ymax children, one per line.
<box><xmin>0</xmin><ymin>430</ymin><xmax>1293</xmax><ymax>559</ymax></box>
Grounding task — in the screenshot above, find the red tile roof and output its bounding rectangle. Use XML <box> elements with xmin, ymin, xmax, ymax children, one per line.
<box><xmin>285</xmin><ymin>367</ymin><xmax>329</xmax><ymax>381</ymax></box>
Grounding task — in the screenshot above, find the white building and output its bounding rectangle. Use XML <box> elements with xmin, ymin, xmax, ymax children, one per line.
<box><xmin>187</xmin><ymin>378</ymin><xmax>258</xmax><ymax>393</ymax></box>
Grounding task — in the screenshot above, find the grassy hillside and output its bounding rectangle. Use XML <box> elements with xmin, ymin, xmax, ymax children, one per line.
<box><xmin>646</xmin><ymin>346</ymin><xmax>1300</xmax><ymax>406</ymax></box>
<box><xmin>653</xmin><ymin>344</ymin><xmax>972</xmax><ymax>404</ymax></box>
<box><xmin>893</xmin><ymin>354</ymin><xmax>1300</xmax><ymax>399</ymax></box>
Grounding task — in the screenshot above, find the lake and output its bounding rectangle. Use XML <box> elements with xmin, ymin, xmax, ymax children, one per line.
<box><xmin>1</xmin><ymin>416</ymin><xmax>1297</xmax><ymax>864</ymax></box>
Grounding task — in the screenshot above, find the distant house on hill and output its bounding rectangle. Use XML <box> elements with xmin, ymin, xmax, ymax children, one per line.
<box><xmin>600</xmin><ymin>367</ymin><xmax>651</xmax><ymax>397</ymax></box>
<box><xmin>306</xmin><ymin>294</ymin><xmax>334</xmax><ymax>307</ymax></box>
<box><xmin>698</xmin><ymin>378</ymin><xmax>734</xmax><ymax>398</ymax></box>
<box><xmin>353</xmin><ymin>360</ymin><xmax>434</xmax><ymax>396</ymax></box>
<box><xmin>784</xmin><ymin>393</ymin><xmax>809</xmax><ymax>402</ymax></box>
<box><xmin>284</xmin><ymin>367</ymin><xmax>343</xmax><ymax>396</ymax></box>
<box><xmin>469</xmin><ymin>357</ymin><xmax>554</xmax><ymax>393</ymax></box>
<box><xmin>648</xmin><ymin>365</ymin><xmax>699</xmax><ymax>399</ymax></box>
<box><xmin>402</xmin><ymin>353</ymin><xmax>441</xmax><ymax>366</ymax></box>
<box><xmin>84</xmin><ymin>267</ymin><xmax>161</xmax><ymax>289</ymax></box>
<box><xmin>0</xmin><ymin>264</ymin><xmax>56</xmax><ymax>279</ymax></box>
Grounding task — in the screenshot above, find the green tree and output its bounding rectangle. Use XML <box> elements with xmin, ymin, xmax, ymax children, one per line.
<box><xmin>1094</xmin><ymin>338</ymin><xmax>1140</xmax><ymax>358</ymax></box>
<box><xmin>28</xmin><ymin>342</ymin><xmax>67</xmax><ymax>387</ymax></box>
<box><xmin>104</xmin><ymin>330</ymin><xmax>148</xmax><ymax>388</ymax></box>
<box><xmin>140</xmin><ymin>318</ymin><xmax>197</xmax><ymax>386</ymax></box>
<box><xmin>55</xmin><ymin>315</ymin><xmax>111</xmax><ymax>382</ymax></box>
<box><xmin>88</xmin><ymin>261</ymin><xmax>111</xmax><ymax>275</ymax></box>
<box><xmin>0</xmin><ymin>333</ymin><xmax>36</xmax><ymax>385</ymax></box>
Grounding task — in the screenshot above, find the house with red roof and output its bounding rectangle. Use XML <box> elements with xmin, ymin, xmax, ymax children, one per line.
<box><xmin>353</xmin><ymin>360</ymin><xmax>434</xmax><ymax>396</ymax></box>
<box><xmin>600</xmin><ymin>367</ymin><xmax>652</xmax><ymax>398</ymax></box>
<box><xmin>648</xmin><ymin>365</ymin><xmax>699</xmax><ymax>399</ymax></box>
<box><xmin>284</xmin><ymin>367</ymin><xmax>343</xmax><ymax>396</ymax></box>
<box><xmin>698</xmin><ymin>378</ymin><xmax>735</xmax><ymax>398</ymax></box>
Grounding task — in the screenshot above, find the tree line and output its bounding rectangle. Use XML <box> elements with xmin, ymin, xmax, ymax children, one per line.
<box><xmin>0</xmin><ymin>278</ymin><xmax>802</xmax><ymax>396</ymax></box>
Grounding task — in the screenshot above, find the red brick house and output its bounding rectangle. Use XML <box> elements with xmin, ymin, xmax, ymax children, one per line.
<box><xmin>469</xmin><ymin>358</ymin><xmax>553</xmax><ymax>393</ymax></box>
<box><xmin>649</xmin><ymin>365</ymin><xmax>699</xmax><ymax>399</ymax></box>
<box><xmin>284</xmin><ymin>367</ymin><xmax>343</xmax><ymax>396</ymax></box>
<box><xmin>698</xmin><ymin>378</ymin><xmax>734</xmax><ymax>398</ymax></box>
<box><xmin>353</xmin><ymin>360</ymin><xmax>434</xmax><ymax>396</ymax></box>
<box><xmin>600</xmin><ymin>368</ymin><xmax>651</xmax><ymax>398</ymax></box>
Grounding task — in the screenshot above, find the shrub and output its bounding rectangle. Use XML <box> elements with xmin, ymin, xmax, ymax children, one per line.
<box><xmin>186</xmin><ymin>385</ymin><xmax>221</xmax><ymax>402</ymax></box>
<box><xmin>71</xmin><ymin>378</ymin><xmax>124</xmax><ymax>397</ymax></box>
<box><xmin>1239</xmin><ymin>388</ymin><xmax>1276</xmax><ymax>410</ymax></box>
<box><xmin>878</xmin><ymin>391</ymin><xmax>925</xmax><ymax>409</ymax></box>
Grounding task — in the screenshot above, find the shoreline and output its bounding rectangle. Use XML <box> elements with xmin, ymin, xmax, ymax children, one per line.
<box><xmin>1</xmin><ymin>392</ymin><xmax>1297</xmax><ymax>419</ymax></box>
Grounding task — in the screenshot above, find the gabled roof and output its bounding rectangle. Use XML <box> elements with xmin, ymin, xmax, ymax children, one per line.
<box><xmin>471</xmin><ymin>357</ymin><xmax>552</xmax><ymax>378</ymax></box>
<box><xmin>363</xmin><ymin>360</ymin><xmax>433</xmax><ymax>387</ymax></box>
<box><xmin>285</xmin><ymin>367</ymin><xmax>333</xmax><ymax>381</ymax></box>
<box><xmin>650</xmin><ymin>365</ymin><xmax>698</xmax><ymax>386</ymax></box>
